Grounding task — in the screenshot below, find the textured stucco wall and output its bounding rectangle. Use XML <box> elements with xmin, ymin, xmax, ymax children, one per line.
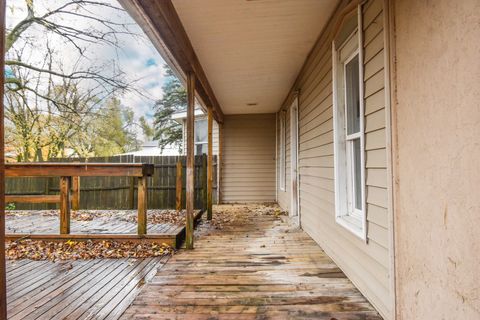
<box><xmin>393</xmin><ymin>0</ymin><xmax>480</xmax><ymax>319</ymax></box>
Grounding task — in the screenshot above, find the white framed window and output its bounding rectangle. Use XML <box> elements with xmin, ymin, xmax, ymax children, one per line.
<box><xmin>279</xmin><ymin>110</ymin><xmax>286</xmax><ymax>191</ymax></box>
<box><xmin>194</xmin><ymin>119</ymin><xmax>207</xmax><ymax>155</ymax></box>
<box><xmin>332</xmin><ymin>7</ymin><xmax>366</xmax><ymax>240</ymax></box>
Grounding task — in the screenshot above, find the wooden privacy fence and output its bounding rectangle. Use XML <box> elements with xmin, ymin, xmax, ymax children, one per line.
<box><xmin>5</xmin><ymin>155</ymin><xmax>217</xmax><ymax>211</ymax></box>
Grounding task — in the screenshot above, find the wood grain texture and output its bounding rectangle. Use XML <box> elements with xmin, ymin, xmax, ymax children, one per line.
<box><xmin>5</xmin><ymin>210</ymin><xmax>203</xmax><ymax>249</ymax></box>
<box><xmin>120</xmin><ymin>205</ymin><xmax>382</xmax><ymax>319</ymax></box>
<box><xmin>5</xmin><ymin>195</ymin><xmax>60</xmax><ymax>204</ymax></box>
<box><xmin>6</xmin><ymin>257</ymin><xmax>169</xmax><ymax>320</ymax></box>
<box><xmin>175</xmin><ymin>161</ymin><xmax>183</xmax><ymax>211</ymax></box>
<box><xmin>71</xmin><ymin>176</ymin><xmax>80</xmax><ymax>210</ymax></box>
<box><xmin>137</xmin><ymin>177</ymin><xmax>147</xmax><ymax>235</ymax></box>
<box><xmin>5</xmin><ymin>163</ymin><xmax>154</xmax><ymax>178</ymax></box>
<box><xmin>207</xmin><ymin>107</ymin><xmax>213</xmax><ymax>219</ymax></box>
<box><xmin>59</xmin><ymin>177</ymin><xmax>71</xmax><ymax>235</ymax></box>
<box><xmin>185</xmin><ymin>72</ymin><xmax>195</xmax><ymax>249</ymax></box>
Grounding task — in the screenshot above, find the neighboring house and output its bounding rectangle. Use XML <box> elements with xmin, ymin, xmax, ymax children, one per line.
<box><xmin>119</xmin><ymin>140</ymin><xmax>180</xmax><ymax>157</ymax></box>
<box><xmin>171</xmin><ymin>108</ymin><xmax>219</xmax><ymax>156</ymax></box>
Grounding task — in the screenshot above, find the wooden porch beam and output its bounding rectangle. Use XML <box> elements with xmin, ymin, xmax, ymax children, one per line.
<box><xmin>185</xmin><ymin>72</ymin><xmax>195</xmax><ymax>249</ymax></box>
<box><xmin>0</xmin><ymin>0</ymin><xmax>7</xmax><ymax>317</ymax></box>
<box><xmin>121</xmin><ymin>0</ymin><xmax>224</xmax><ymax>124</ymax></box>
<box><xmin>207</xmin><ymin>107</ymin><xmax>213</xmax><ymax>220</ymax></box>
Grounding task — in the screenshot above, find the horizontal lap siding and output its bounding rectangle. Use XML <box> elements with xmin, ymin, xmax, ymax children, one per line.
<box><xmin>222</xmin><ymin>114</ymin><xmax>276</xmax><ymax>202</ymax></box>
<box><xmin>213</xmin><ymin>120</ymin><xmax>220</xmax><ymax>155</ymax></box>
<box><xmin>290</xmin><ymin>0</ymin><xmax>392</xmax><ymax>318</ymax></box>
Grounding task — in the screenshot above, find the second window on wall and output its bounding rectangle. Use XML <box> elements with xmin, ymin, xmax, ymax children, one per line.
<box><xmin>332</xmin><ymin>8</ymin><xmax>366</xmax><ymax>239</ymax></box>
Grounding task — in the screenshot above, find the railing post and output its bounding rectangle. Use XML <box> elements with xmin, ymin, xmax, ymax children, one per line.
<box><xmin>207</xmin><ymin>107</ymin><xmax>213</xmax><ymax>219</ymax></box>
<box><xmin>185</xmin><ymin>71</ymin><xmax>195</xmax><ymax>249</ymax></box>
<box><xmin>137</xmin><ymin>176</ymin><xmax>147</xmax><ymax>235</ymax></box>
<box><xmin>59</xmin><ymin>176</ymin><xmax>72</xmax><ymax>234</ymax></box>
<box><xmin>176</xmin><ymin>160</ymin><xmax>182</xmax><ymax>211</ymax></box>
<box><xmin>71</xmin><ymin>176</ymin><xmax>80</xmax><ymax>210</ymax></box>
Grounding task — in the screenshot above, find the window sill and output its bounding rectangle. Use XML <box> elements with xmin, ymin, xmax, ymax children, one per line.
<box><xmin>335</xmin><ymin>214</ymin><xmax>366</xmax><ymax>240</ymax></box>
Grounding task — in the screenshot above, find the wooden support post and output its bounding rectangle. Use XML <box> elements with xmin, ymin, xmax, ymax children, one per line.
<box><xmin>185</xmin><ymin>72</ymin><xmax>195</xmax><ymax>249</ymax></box>
<box><xmin>0</xmin><ymin>0</ymin><xmax>7</xmax><ymax>316</ymax></box>
<box><xmin>71</xmin><ymin>176</ymin><xmax>80</xmax><ymax>210</ymax></box>
<box><xmin>128</xmin><ymin>177</ymin><xmax>135</xmax><ymax>209</ymax></box>
<box><xmin>176</xmin><ymin>160</ymin><xmax>182</xmax><ymax>211</ymax></box>
<box><xmin>201</xmin><ymin>153</ymin><xmax>207</xmax><ymax>211</ymax></box>
<box><xmin>59</xmin><ymin>176</ymin><xmax>72</xmax><ymax>234</ymax></box>
<box><xmin>137</xmin><ymin>176</ymin><xmax>147</xmax><ymax>235</ymax></box>
<box><xmin>207</xmin><ymin>107</ymin><xmax>213</xmax><ymax>219</ymax></box>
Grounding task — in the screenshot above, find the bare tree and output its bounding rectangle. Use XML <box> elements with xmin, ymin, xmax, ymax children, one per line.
<box><xmin>4</xmin><ymin>0</ymin><xmax>148</xmax><ymax>160</ymax></box>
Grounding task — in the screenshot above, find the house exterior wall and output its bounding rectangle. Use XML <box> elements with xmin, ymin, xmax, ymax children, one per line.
<box><xmin>221</xmin><ymin>114</ymin><xmax>276</xmax><ymax>203</ymax></box>
<box><xmin>276</xmin><ymin>0</ymin><xmax>393</xmax><ymax>318</ymax></box>
<box><xmin>393</xmin><ymin>0</ymin><xmax>480</xmax><ymax>318</ymax></box>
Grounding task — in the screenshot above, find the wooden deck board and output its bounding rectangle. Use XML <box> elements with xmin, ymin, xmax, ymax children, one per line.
<box><xmin>4</xmin><ymin>210</ymin><xmax>198</xmax><ymax>247</ymax></box>
<box><xmin>120</xmin><ymin>205</ymin><xmax>383</xmax><ymax>319</ymax></box>
<box><xmin>6</xmin><ymin>213</ymin><xmax>180</xmax><ymax>235</ymax></box>
<box><xmin>6</xmin><ymin>257</ymin><xmax>169</xmax><ymax>320</ymax></box>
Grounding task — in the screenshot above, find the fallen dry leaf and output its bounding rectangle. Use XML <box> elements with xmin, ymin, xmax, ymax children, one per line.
<box><xmin>6</xmin><ymin>239</ymin><xmax>174</xmax><ymax>261</ymax></box>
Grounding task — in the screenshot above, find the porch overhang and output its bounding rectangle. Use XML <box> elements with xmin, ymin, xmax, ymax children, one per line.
<box><xmin>119</xmin><ymin>0</ymin><xmax>340</xmax><ymax>116</ymax></box>
<box><xmin>118</xmin><ymin>0</ymin><xmax>224</xmax><ymax>123</ymax></box>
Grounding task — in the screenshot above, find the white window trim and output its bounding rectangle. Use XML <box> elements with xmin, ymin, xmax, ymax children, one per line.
<box><xmin>279</xmin><ymin>110</ymin><xmax>286</xmax><ymax>191</ymax></box>
<box><xmin>332</xmin><ymin>6</ymin><xmax>367</xmax><ymax>241</ymax></box>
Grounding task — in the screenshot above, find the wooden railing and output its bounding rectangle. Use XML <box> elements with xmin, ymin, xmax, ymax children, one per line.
<box><xmin>5</xmin><ymin>163</ymin><xmax>154</xmax><ymax>236</ymax></box>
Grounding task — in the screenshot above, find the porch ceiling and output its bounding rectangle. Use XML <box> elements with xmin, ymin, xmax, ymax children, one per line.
<box><xmin>172</xmin><ymin>0</ymin><xmax>339</xmax><ymax>114</ymax></box>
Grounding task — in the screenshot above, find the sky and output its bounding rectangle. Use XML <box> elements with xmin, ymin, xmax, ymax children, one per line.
<box><xmin>5</xmin><ymin>0</ymin><xmax>168</xmax><ymax>137</ymax></box>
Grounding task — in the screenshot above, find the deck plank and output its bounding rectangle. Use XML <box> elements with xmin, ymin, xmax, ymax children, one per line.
<box><xmin>119</xmin><ymin>205</ymin><xmax>383</xmax><ymax>319</ymax></box>
<box><xmin>6</xmin><ymin>257</ymin><xmax>168</xmax><ymax>320</ymax></box>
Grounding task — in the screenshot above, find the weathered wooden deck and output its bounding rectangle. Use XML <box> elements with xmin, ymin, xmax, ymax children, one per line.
<box><xmin>6</xmin><ymin>212</ymin><xmax>182</xmax><ymax>234</ymax></box>
<box><xmin>5</xmin><ymin>210</ymin><xmax>193</xmax><ymax>247</ymax></box>
<box><xmin>120</xmin><ymin>205</ymin><xmax>382</xmax><ymax>319</ymax></box>
<box><xmin>6</xmin><ymin>256</ymin><xmax>169</xmax><ymax>320</ymax></box>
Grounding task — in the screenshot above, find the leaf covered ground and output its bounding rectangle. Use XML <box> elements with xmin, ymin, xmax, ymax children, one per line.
<box><xmin>5</xmin><ymin>204</ymin><xmax>285</xmax><ymax>261</ymax></box>
<box><xmin>6</xmin><ymin>239</ymin><xmax>173</xmax><ymax>261</ymax></box>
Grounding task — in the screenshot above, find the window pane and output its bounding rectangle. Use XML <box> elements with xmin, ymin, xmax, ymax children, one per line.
<box><xmin>345</xmin><ymin>54</ymin><xmax>360</xmax><ymax>135</ymax></box>
<box><xmin>353</xmin><ymin>138</ymin><xmax>362</xmax><ymax>210</ymax></box>
<box><xmin>195</xmin><ymin>120</ymin><xmax>207</xmax><ymax>143</ymax></box>
<box><xmin>195</xmin><ymin>143</ymin><xmax>207</xmax><ymax>155</ymax></box>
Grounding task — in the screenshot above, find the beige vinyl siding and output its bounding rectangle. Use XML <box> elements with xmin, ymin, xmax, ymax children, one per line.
<box><xmin>221</xmin><ymin>114</ymin><xmax>276</xmax><ymax>203</ymax></box>
<box><xmin>212</xmin><ymin>120</ymin><xmax>219</xmax><ymax>156</ymax></box>
<box><xmin>276</xmin><ymin>109</ymin><xmax>291</xmax><ymax>212</ymax></box>
<box><xmin>281</xmin><ymin>0</ymin><xmax>392</xmax><ymax>318</ymax></box>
